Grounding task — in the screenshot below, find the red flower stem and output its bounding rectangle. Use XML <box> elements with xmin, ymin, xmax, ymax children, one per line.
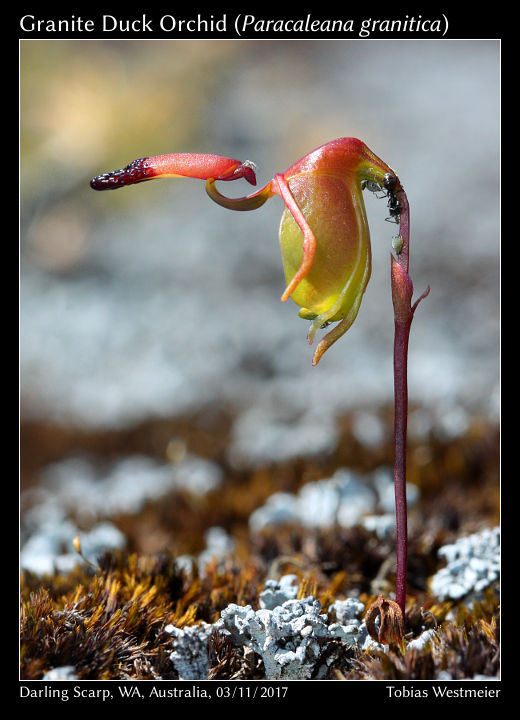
<box><xmin>393</xmin><ymin>191</ymin><xmax>411</xmax><ymax>614</ymax></box>
<box><xmin>390</xmin><ymin>189</ymin><xmax>429</xmax><ymax>613</ymax></box>
<box><xmin>393</xmin><ymin>315</ymin><xmax>410</xmax><ymax>613</ymax></box>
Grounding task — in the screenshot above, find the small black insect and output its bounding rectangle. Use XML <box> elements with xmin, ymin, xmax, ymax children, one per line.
<box><xmin>383</xmin><ymin>172</ymin><xmax>397</xmax><ymax>193</ymax></box>
<box><xmin>383</xmin><ymin>172</ymin><xmax>401</xmax><ymax>223</ymax></box>
<box><xmin>362</xmin><ymin>172</ymin><xmax>401</xmax><ymax>223</ymax></box>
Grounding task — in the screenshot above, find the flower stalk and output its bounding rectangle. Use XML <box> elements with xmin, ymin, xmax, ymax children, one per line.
<box><xmin>389</xmin><ymin>190</ymin><xmax>430</xmax><ymax>612</ymax></box>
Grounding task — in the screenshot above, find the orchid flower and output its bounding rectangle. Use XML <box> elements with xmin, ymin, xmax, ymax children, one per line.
<box><xmin>208</xmin><ymin>137</ymin><xmax>402</xmax><ymax>366</ymax></box>
<box><xmin>91</xmin><ymin>138</ymin><xmax>429</xmax><ymax>617</ymax></box>
<box><xmin>92</xmin><ymin>139</ymin><xmax>403</xmax><ymax>366</ymax></box>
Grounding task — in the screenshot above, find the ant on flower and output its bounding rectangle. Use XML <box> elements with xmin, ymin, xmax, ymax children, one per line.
<box><xmin>383</xmin><ymin>172</ymin><xmax>401</xmax><ymax>223</ymax></box>
<box><xmin>361</xmin><ymin>172</ymin><xmax>401</xmax><ymax>224</ymax></box>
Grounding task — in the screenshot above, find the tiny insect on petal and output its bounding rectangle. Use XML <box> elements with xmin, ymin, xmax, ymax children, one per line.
<box><xmin>392</xmin><ymin>235</ymin><xmax>404</xmax><ymax>255</ymax></box>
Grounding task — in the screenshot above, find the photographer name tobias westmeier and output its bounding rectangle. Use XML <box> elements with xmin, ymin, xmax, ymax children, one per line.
<box><xmin>387</xmin><ymin>684</ymin><xmax>500</xmax><ymax>699</ymax></box>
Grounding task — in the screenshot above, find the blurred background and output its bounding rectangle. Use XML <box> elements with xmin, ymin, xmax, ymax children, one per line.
<box><xmin>20</xmin><ymin>40</ymin><xmax>499</xmax><ymax>574</ymax></box>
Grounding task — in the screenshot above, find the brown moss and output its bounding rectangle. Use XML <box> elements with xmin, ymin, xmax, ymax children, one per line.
<box><xmin>20</xmin><ymin>409</ymin><xmax>499</xmax><ymax>680</ymax></box>
<box><xmin>20</xmin><ymin>550</ymin><xmax>267</xmax><ymax>679</ymax></box>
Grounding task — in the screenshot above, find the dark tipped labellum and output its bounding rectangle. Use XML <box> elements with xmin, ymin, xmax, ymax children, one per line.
<box><xmin>90</xmin><ymin>158</ymin><xmax>157</xmax><ymax>190</ymax></box>
<box><xmin>90</xmin><ymin>155</ymin><xmax>258</xmax><ymax>191</ymax></box>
